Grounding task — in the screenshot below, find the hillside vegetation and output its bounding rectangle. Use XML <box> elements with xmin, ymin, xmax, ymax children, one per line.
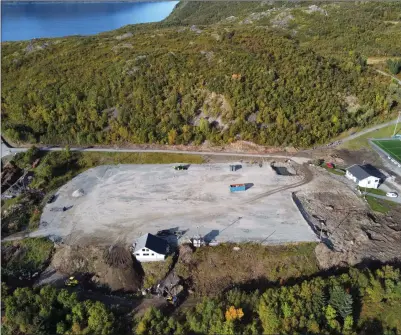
<box><xmin>133</xmin><ymin>265</ymin><xmax>401</xmax><ymax>335</ymax></box>
<box><xmin>2</xmin><ymin>2</ymin><xmax>401</xmax><ymax>148</ymax></box>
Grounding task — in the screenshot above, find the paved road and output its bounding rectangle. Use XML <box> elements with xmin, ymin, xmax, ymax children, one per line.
<box><xmin>246</xmin><ymin>163</ymin><xmax>313</xmax><ymax>203</ymax></box>
<box><xmin>1</xmin><ymin>115</ymin><xmax>398</xmax><ymax>161</ymax></box>
<box><xmin>1</xmin><ymin>139</ymin><xmax>311</xmax><ymax>163</ymax></box>
<box><xmin>339</xmin><ymin>119</ymin><xmax>399</xmax><ymax>144</ymax></box>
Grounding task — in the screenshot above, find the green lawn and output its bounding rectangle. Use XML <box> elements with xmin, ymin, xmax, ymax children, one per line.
<box><xmin>365</xmin><ymin>195</ymin><xmax>399</xmax><ymax>214</ymax></box>
<box><xmin>372</xmin><ymin>139</ymin><xmax>401</xmax><ymax>163</ymax></box>
<box><xmin>340</xmin><ymin>123</ymin><xmax>401</xmax><ymax>150</ymax></box>
<box><xmin>2</xmin><ymin>238</ymin><xmax>54</xmax><ymax>280</ymax></box>
<box><xmin>78</xmin><ymin>151</ymin><xmax>204</xmax><ymax>167</ymax></box>
<box><xmin>358</xmin><ymin>187</ymin><xmax>387</xmax><ymax>196</ymax></box>
<box><xmin>324</xmin><ymin>167</ymin><xmax>346</xmax><ymax>175</ymax></box>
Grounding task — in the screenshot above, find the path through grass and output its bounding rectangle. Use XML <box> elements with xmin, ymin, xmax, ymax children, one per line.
<box><xmin>340</xmin><ymin>124</ymin><xmax>400</xmax><ymax>150</ymax></box>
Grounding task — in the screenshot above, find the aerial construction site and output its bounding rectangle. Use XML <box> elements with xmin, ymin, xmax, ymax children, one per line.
<box><xmin>40</xmin><ymin>161</ymin><xmax>317</xmax><ymax>246</ymax></box>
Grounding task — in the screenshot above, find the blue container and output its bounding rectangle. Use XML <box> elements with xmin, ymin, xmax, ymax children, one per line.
<box><xmin>230</xmin><ymin>184</ymin><xmax>246</xmax><ymax>192</ymax></box>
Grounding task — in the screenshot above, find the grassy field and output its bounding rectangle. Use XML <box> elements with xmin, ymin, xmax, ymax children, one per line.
<box><xmin>340</xmin><ymin>124</ymin><xmax>400</xmax><ymax>150</ymax></box>
<box><xmin>365</xmin><ymin>195</ymin><xmax>398</xmax><ymax>214</ymax></box>
<box><xmin>323</xmin><ymin>166</ymin><xmax>346</xmax><ymax>176</ymax></box>
<box><xmin>175</xmin><ymin>242</ymin><xmax>319</xmax><ymax>296</ymax></box>
<box><xmin>372</xmin><ymin>139</ymin><xmax>401</xmax><ymax>163</ymax></box>
<box><xmin>2</xmin><ymin>237</ymin><xmax>54</xmax><ymax>281</ymax></box>
<box><xmin>358</xmin><ymin>187</ymin><xmax>387</xmax><ymax>196</ymax></box>
<box><xmin>78</xmin><ymin>151</ymin><xmax>204</xmax><ymax>167</ymax></box>
<box><xmin>141</xmin><ymin>256</ymin><xmax>173</xmax><ymax>288</ymax></box>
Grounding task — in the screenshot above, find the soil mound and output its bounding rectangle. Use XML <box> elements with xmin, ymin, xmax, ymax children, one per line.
<box><xmin>51</xmin><ymin>244</ymin><xmax>141</xmax><ymax>291</ymax></box>
<box><xmin>1</xmin><ymin>161</ymin><xmax>22</xmax><ymax>191</ymax></box>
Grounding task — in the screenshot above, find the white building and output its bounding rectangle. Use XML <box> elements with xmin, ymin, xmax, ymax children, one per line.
<box><xmin>345</xmin><ymin>164</ymin><xmax>381</xmax><ymax>189</ymax></box>
<box><xmin>132</xmin><ymin>233</ymin><xmax>169</xmax><ymax>262</ymax></box>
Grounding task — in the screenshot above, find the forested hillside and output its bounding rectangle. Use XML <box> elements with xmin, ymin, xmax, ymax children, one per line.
<box><xmin>2</xmin><ymin>265</ymin><xmax>401</xmax><ymax>334</ymax></box>
<box><xmin>132</xmin><ymin>265</ymin><xmax>401</xmax><ymax>335</ymax></box>
<box><xmin>1</xmin><ymin>2</ymin><xmax>401</xmax><ymax>147</ymax></box>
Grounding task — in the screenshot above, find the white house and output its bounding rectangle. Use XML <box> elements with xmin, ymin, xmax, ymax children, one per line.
<box><xmin>132</xmin><ymin>233</ymin><xmax>169</xmax><ymax>262</ymax></box>
<box><xmin>345</xmin><ymin>164</ymin><xmax>380</xmax><ymax>189</ymax></box>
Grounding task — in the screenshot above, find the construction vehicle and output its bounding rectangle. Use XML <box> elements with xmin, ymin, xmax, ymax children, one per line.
<box><xmin>65</xmin><ymin>276</ymin><xmax>79</xmax><ymax>287</ymax></box>
<box><xmin>173</xmin><ymin>165</ymin><xmax>188</xmax><ymax>171</ymax></box>
<box><xmin>166</xmin><ymin>294</ymin><xmax>179</xmax><ymax>306</ymax></box>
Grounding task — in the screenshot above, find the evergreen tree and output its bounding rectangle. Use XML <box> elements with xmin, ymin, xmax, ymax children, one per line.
<box><xmin>329</xmin><ymin>285</ymin><xmax>353</xmax><ymax>319</ymax></box>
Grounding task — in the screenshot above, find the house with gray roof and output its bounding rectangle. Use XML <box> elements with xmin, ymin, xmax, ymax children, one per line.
<box><xmin>345</xmin><ymin>164</ymin><xmax>381</xmax><ymax>189</ymax></box>
<box><xmin>132</xmin><ymin>233</ymin><xmax>170</xmax><ymax>262</ymax></box>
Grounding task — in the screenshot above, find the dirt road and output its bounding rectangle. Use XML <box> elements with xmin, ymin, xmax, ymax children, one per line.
<box><xmin>247</xmin><ymin>164</ymin><xmax>313</xmax><ymax>203</ymax></box>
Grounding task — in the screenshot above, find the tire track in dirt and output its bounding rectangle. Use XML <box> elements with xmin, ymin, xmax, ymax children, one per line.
<box><xmin>246</xmin><ymin>164</ymin><xmax>313</xmax><ymax>203</ymax></box>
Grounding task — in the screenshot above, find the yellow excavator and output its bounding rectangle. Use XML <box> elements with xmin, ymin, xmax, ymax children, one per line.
<box><xmin>65</xmin><ymin>276</ymin><xmax>79</xmax><ymax>287</ymax></box>
<box><xmin>166</xmin><ymin>295</ymin><xmax>178</xmax><ymax>306</ymax></box>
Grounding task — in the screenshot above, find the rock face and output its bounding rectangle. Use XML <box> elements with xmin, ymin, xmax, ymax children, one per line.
<box><xmin>51</xmin><ymin>245</ymin><xmax>141</xmax><ymax>291</ymax></box>
<box><xmin>297</xmin><ymin>170</ymin><xmax>401</xmax><ymax>269</ymax></box>
<box><xmin>314</xmin><ymin>243</ymin><xmax>354</xmax><ymax>269</ymax></box>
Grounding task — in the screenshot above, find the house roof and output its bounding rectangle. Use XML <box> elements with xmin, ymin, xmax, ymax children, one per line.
<box><xmin>346</xmin><ymin>164</ymin><xmax>374</xmax><ymax>180</ymax></box>
<box><xmin>134</xmin><ymin>233</ymin><xmax>169</xmax><ymax>255</ymax></box>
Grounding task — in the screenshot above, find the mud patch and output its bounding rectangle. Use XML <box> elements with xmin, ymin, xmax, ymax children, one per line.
<box><xmin>272</xmin><ymin>166</ymin><xmax>293</xmax><ymax>176</ymax></box>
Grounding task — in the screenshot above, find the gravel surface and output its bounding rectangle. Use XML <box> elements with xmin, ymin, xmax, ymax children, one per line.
<box><xmin>39</xmin><ymin>163</ymin><xmax>317</xmax><ymax>246</ymax></box>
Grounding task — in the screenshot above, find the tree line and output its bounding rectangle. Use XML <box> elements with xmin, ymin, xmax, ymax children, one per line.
<box><xmin>2</xmin><ymin>265</ymin><xmax>399</xmax><ymax>334</ymax></box>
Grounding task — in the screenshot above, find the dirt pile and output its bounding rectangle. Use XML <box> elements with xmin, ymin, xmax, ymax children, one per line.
<box><xmin>51</xmin><ymin>244</ymin><xmax>141</xmax><ymax>291</ymax></box>
<box><xmin>1</xmin><ymin>161</ymin><xmax>22</xmax><ymax>191</ymax></box>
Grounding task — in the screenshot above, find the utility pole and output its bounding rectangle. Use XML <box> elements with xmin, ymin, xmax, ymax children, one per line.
<box><xmin>392</xmin><ymin>111</ymin><xmax>401</xmax><ymax>138</ymax></box>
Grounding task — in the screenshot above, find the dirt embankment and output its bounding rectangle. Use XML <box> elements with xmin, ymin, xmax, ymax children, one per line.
<box><xmin>50</xmin><ymin>244</ymin><xmax>142</xmax><ymax>291</ymax></box>
<box><xmin>295</xmin><ymin>169</ymin><xmax>401</xmax><ymax>269</ymax></box>
<box><xmin>174</xmin><ymin>243</ymin><xmax>319</xmax><ymax>296</ymax></box>
<box><xmin>1</xmin><ymin>161</ymin><xmax>22</xmax><ymax>192</ymax></box>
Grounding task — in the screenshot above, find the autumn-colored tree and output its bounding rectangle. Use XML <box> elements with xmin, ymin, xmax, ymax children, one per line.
<box><xmin>225</xmin><ymin>306</ymin><xmax>244</xmax><ymax>321</ymax></box>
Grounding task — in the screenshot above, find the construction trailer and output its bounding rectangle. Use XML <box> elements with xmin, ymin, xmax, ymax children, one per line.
<box><xmin>230</xmin><ymin>184</ymin><xmax>246</xmax><ymax>192</ymax></box>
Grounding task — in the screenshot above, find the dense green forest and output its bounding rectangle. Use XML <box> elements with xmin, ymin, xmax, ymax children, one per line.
<box><xmin>2</xmin><ymin>265</ymin><xmax>400</xmax><ymax>334</ymax></box>
<box><xmin>165</xmin><ymin>2</ymin><xmax>401</xmax><ymax>58</ymax></box>
<box><xmin>2</xmin><ymin>2</ymin><xmax>401</xmax><ymax>148</ymax></box>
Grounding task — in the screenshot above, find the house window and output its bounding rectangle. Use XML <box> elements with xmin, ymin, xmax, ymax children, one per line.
<box><xmin>152</xmin><ymin>253</ymin><xmax>154</xmax><ymax>256</ymax></box>
<box><xmin>143</xmin><ymin>253</ymin><xmax>149</xmax><ymax>256</ymax></box>
<box><xmin>146</xmin><ymin>249</ymin><xmax>149</xmax><ymax>251</ymax></box>
<box><xmin>142</xmin><ymin>249</ymin><xmax>145</xmax><ymax>251</ymax></box>
<box><xmin>368</xmin><ymin>181</ymin><xmax>371</xmax><ymax>184</ymax></box>
<box><xmin>136</xmin><ymin>253</ymin><xmax>140</xmax><ymax>256</ymax></box>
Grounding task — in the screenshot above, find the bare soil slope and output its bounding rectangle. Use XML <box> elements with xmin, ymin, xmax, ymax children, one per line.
<box><xmin>297</xmin><ymin>168</ymin><xmax>401</xmax><ymax>268</ymax></box>
<box><xmin>50</xmin><ymin>244</ymin><xmax>141</xmax><ymax>291</ymax></box>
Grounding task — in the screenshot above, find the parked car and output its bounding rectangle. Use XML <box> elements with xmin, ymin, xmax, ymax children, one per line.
<box><xmin>386</xmin><ymin>192</ymin><xmax>398</xmax><ymax>198</ymax></box>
